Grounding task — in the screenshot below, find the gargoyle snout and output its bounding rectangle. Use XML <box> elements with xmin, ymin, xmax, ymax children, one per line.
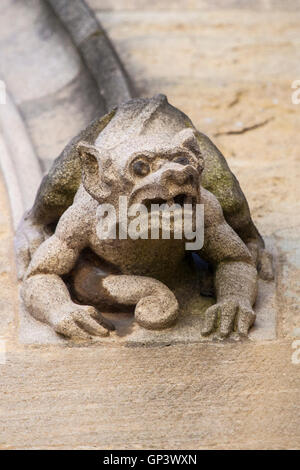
<box><xmin>160</xmin><ymin>165</ymin><xmax>198</xmax><ymax>188</ymax></box>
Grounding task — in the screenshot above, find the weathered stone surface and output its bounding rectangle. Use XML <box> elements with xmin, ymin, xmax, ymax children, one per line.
<box><xmin>49</xmin><ymin>0</ymin><xmax>101</xmax><ymax>46</ymax></box>
<box><xmin>275</xmin><ymin>226</ymin><xmax>300</xmax><ymax>338</ymax></box>
<box><xmin>20</xmin><ymin>67</ymin><xmax>104</xmax><ymax>170</ymax></box>
<box><xmin>0</xmin><ymin>340</ymin><xmax>299</xmax><ymax>449</ymax></box>
<box><xmin>88</xmin><ymin>0</ymin><xmax>300</xmax><ymax>11</ymax></box>
<box><xmin>0</xmin><ymin>173</ymin><xmax>16</xmax><ymax>339</ymax></box>
<box><xmin>48</xmin><ymin>0</ymin><xmax>134</xmax><ymax>108</ymax></box>
<box><xmin>0</xmin><ymin>88</ymin><xmax>42</xmax><ymax>225</ymax></box>
<box><xmin>0</xmin><ymin>0</ymin><xmax>299</xmax><ymax>450</ymax></box>
<box><xmin>0</xmin><ymin>134</ymin><xmax>23</xmax><ymax>228</ymax></box>
<box><xmin>0</xmin><ymin>0</ymin><xmax>81</xmax><ymax>104</ymax></box>
<box><xmin>0</xmin><ymin>0</ymin><xmax>105</xmax><ymax>172</ymax></box>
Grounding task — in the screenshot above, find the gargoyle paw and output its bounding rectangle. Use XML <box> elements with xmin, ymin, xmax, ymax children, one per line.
<box><xmin>201</xmin><ymin>299</ymin><xmax>256</xmax><ymax>338</ymax></box>
<box><xmin>53</xmin><ymin>305</ymin><xmax>113</xmax><ymax>340</ymax></box>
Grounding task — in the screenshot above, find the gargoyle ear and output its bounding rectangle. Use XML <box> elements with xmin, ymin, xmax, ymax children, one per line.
<box><xmin>174</xmin><ymin>128</ymin><xmax>204</xmax><ymax>172</ymax></box>
<box><xmin>77</xmin><ymin>141</ymin><xmax>111</xmax><ymax>202</ymax></box>
<box><xmin>174</xmin><ymin>128</ymin><xmax>200</xmax><ymax>154</ymax></box>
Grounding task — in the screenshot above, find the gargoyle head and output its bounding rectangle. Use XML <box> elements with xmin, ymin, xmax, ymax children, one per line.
<box><xmin>77</xmin><ymin>95</ymin><xmax>204</xmax><ymax>211</ymax></box>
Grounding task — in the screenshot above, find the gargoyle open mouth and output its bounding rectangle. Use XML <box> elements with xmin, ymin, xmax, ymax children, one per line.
<box><xmin>143</xmin><ymin>194</ymin><xmax>197</xmax><ymax>212</ymax></box>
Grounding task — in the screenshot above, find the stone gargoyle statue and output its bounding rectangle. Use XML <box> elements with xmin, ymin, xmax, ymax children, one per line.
<box><xmin>16</xmin><ymin>95</ymin><xmax>273</xmax><ymax>341</ymax></box>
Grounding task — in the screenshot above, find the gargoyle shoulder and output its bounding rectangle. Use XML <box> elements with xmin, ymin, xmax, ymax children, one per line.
<box><xmin>201</xmin><ymin>186</ymin><xmax>224</xmax><ymax>228</ymax></box>
<box><xmin>55</xmin><ymin>185</ymin><xmax>98</xmax><ymax>249</ymax></box>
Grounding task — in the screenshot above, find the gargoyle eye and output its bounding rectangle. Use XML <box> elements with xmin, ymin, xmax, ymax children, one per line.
<box><xmin>174</xmin><ymin>155</ymin><xmax>190</xmax><ymax>166</ymax></box>
<box><xmin>132</xmin><ymin>159</ymin><xmax>150</xmax><ymax>176</ymax></box>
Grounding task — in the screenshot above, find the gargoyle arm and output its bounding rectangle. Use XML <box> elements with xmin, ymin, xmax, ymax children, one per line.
<box><xmin>25</xmin><ymin>201</ymin><xmax>90</xmax><ymax>279</ymax></box>
<box><xmin>21</xmin><ymin>199</ymin><xmax>110</xmax><ymax>339</ymax></box>
<box><xmin>198</xmin><ymin>188</ymin><xmax>257</xmax><ymax>337</ymax></box>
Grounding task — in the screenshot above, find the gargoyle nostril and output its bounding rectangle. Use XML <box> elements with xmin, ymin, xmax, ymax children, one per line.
<box><xmin>173</xmin><ymin>194</ymin><xmax>186</xmax><ymax>206</ymax></box>
<box><xmin>187</xmin><ymin>174</ymin><xmax>195</xmax><ymax>185</ymax></box>
<box><xmin>176</xmin><ymin>171</ymin><xmax>195</xmax><ymax>185</ymax></box>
